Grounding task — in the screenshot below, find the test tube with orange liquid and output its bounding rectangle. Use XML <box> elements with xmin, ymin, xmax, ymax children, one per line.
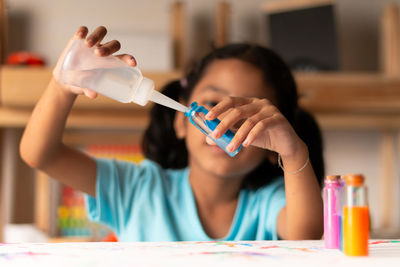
<box><xmin>342</xmin><ymin>174</ymin><xmax>369</xmax><ymax>256</ymax></box>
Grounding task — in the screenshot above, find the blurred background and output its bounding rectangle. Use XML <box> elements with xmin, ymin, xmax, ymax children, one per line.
<box><xmin>3</xmin><ymin>0</ymin><xmax>394</xmax><ymax>71</ymax></box>
<box><xmin>0</xmin><ymin>0</ymin><xmax>399</xmax><ymax>242</ymax></box>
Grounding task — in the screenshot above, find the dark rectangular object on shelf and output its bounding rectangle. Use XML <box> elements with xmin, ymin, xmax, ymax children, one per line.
<box><xmin>268</xmin><ymin>4</ymin><xmax>339</xmax><ymax>71</ymax></box>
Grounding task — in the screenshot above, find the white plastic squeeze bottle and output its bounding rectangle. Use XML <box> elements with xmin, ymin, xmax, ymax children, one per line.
<box><xmin>59</xmin><ymin>39</ymin><xmax>187</xmax><ymax>112</ymax></box>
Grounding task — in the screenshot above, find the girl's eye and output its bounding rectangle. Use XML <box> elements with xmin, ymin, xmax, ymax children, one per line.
<box><xmin>204</xmin><ymin>101</ymin><xmax>218</xmax><ymax>107</ymax></box>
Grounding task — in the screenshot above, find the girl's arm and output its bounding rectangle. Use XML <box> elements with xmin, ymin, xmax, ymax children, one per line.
<box><xmin>205</xmin><ymin>97</ymin><xmax>323</xmax><ymax>239</ymax></box>
<box><xmin>275</xmin><ymin>144</ymin><xmax>323</xmax><ymax>240</ymax></box>
<box><xmin>20</xmin><ymin>26</ymin><xmax>136</xmax><ymax>196</ymax></box>
<box><xmin>20</xmin><ymin>76</ymin><xmax>97</xmax><ymax>195</ymax></box>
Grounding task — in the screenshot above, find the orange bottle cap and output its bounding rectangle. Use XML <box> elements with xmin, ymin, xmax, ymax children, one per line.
<box><xmin>344</xmin><ymin>174</ymin><xmax>364</xmax><ymax>186</ymax></box>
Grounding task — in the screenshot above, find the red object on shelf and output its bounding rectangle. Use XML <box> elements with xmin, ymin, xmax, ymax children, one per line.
<box><xmin>6</xmin><ymin>51</ymin><xmax>45</xmax><ymax>66</ymax></box>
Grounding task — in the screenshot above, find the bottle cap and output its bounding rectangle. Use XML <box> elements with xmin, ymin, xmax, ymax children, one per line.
<box><xmin>325</xmin><ymin>175</ymin><xmax>342</xmax><ymax>185</ymax></box>
<box><xmin>326</xmin><ymin>175</ymin><xmax>341</xmax><ymax>181</ymax></box>
<box><xmin>344</xmin><ymin>174</ymin><xmax>364</xmax><ymax>186</ymax></box>
<box><xmin>132</xmin><ymin>77</ymin><xmax>155</xmax><ymax>106</ymax></box>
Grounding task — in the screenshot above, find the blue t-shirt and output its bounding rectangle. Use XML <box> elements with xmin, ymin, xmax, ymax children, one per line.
<box><xmin>85</xmin><ymin>158</ymin><xmax>286</xmax><ymax>242</ymax></box>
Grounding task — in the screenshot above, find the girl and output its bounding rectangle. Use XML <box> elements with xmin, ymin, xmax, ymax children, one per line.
<box><xmin>20</xmin><ymin>26</ymin><xmax>324</xmax><ymax>241</ymax></box>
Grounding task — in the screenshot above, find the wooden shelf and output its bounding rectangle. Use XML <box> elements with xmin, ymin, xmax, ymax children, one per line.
<box><xmin>0</xmin><ymin>106</ymin><xmax>150</xmax><ymax>130</ymax></box>
<box><xmin>296</xmin><ymin>72</ymin><xmax>400</xmax><ymax>114</ymax></box>
<box><xmin>0</xmin><ymin>67</ymin><xmax>182</xmax><ymax>110</ymax></box>
<box><xmin>314</xmin><ymin>113</ymin><xmax>400</xmax><ymax>130</ymax></box>
<box><xmin>262</xmin><ymin>0</ymin><xmax>334</xmax><ymax>14</ymax></box>
<box><xmin>0</xmin><ymin>67</ymin><xmax>177</xmax><ymax>130</ymax></box>
<box><xmin>1</xmin><ymin>67</ymin><xmax>400</xmax><ymax>129</ymax></box>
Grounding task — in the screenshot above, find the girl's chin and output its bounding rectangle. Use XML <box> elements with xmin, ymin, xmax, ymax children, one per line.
<box><xmin>200</xmin><ymin>157</ymin><xmax>247</xmax><ymax>178</ymax></box>
<box><xmin>198</xmin><ymin>147</ymin><xmax>265</xmax><ymax>178</ymax></box>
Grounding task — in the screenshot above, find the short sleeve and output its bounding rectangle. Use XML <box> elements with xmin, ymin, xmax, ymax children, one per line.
<box><xmin>265</xmin><ymin>178</ymin><xmax>286</xmax><ymax>240</ymax></box>
<box><xmin>85</xmin><ymin>158</ymin><xmax>147</xmax><ymax>235</ymax></box>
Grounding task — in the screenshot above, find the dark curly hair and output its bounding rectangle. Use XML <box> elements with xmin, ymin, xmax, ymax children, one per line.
<box><xmin>142</xmin><ymin>44</ymin><xmax>324</xmax><ymax>188</ymax></box>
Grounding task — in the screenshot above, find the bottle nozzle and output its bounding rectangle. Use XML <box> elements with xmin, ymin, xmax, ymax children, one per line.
<box><xmin>148</xmin><ymin>89</ymin><xmax>188</xmax><ymax>112</ymax></box>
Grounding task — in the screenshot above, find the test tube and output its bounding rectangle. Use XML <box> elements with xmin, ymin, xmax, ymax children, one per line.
<box><xmin>342</xmin><ymin>174</ymin><xmax>369</xmax><ymax>256</ymax></box>
<box><xmin>184</xmin><ymin>102</ymin><xmax>242</xmax><ymax>157</ymax></box>
<box><xmin>323</xmin><ymin>175</ymin><xmax>343</xmax><ymax>249</ymax></box>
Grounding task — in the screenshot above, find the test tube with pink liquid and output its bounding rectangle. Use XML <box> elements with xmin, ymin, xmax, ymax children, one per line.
<box><xmin>323</xmin><ymin>175</ymin><xmax>343</xmax><ymax>249</ymax></box>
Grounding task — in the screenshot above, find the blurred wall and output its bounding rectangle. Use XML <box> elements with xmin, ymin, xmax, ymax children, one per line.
<box><xmin>6</xmin><ymin>0</ymin><xmax>400</xmax><ymax>71</ymax></box>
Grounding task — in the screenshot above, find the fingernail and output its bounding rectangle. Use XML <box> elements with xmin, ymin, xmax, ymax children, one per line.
<box><xmin>243</xmin><ymin>137</ymin><xmax>250</xmax><ymax>147</ymax></box>
<box><xmin>86</xmin><ymin>39</ymin><xmax>94</xmax><ymax>46</ymax></box>
<box><xmin>205</xmin><ymin>112</ymin><xmax>213</xmax><ymax>120</ymax></box>
<box><xmin>77</xmin><ymin>31</ymin><xmax>85</xmax><ymax>38</ymax></box>
<box><xmin>212</xmin><ymin>129</ymin><xmax>220</xmax><ymax>139</ymax></box>
<box><xmin>96</xmin><ymin>47</ymin><xmax>104</xmax><ymax>55</ymax></box>
<box><xmin>226</xmin><ymin>143</ymin><xmax>234</xmax><ymax>152</ymax></box>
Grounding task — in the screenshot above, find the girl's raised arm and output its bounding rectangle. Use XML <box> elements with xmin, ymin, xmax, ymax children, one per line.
<box><xmin>20</xmin><ymin>26</ymin><xmax>136</xmax><ymax>196</ymax></box>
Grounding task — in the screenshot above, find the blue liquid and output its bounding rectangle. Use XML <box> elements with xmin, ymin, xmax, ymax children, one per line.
<box><xmin>204</xmin><ymin>119</ymin><xmax>240</xmax><ymax>157</ymax></box>
<box><xmin>185</xmin><ymin>102</ymin><xmax>242</xmax><ymax>157</ymax></box>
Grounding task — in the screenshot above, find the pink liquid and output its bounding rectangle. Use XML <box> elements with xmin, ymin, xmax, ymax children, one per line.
<box><xmin>324</xmin><ymin>214</ymin><xmax>341</xmax><ymax>248</ymax></box>
<box><xmin>324</xmin><ymin>184</ymin><xmax>341</xmax><ymax>249</ymax></box>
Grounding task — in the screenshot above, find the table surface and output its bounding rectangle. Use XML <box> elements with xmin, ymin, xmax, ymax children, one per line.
<box><xmin>1</xmin><ymin>240</ymin><xmax>399</xmax><ymax>267</ymax></box>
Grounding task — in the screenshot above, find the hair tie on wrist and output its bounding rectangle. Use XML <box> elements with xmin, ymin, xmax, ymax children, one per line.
<box><xmin>278</xmin><ymin>154</ymin><xmax>309</xmax><ymax>174</ymax></box>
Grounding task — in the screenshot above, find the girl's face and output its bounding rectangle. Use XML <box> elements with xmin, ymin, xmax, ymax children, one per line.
<box><xmin>175</xmin><ymin>59</ymin><xmax>276</xmax><ymax>179</ymax></box>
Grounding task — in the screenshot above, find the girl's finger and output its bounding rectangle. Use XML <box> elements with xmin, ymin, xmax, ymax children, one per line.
<box><xmin>211</xmin><ymin>103</ymin><xmax>260</xmax><ymax>139</ymax></box>
<box><xmin>205</xmin><ymin>96</ymin><xmax>251</xmax><ymax>120</ymax></box>
<box><xmin>95</xmin><ymin>40</ymin><xmax>121</xmax><ymax>56</ymax></box>
<box><xmin>85</xmin><ymin>26</ymin><xmax>108</xmax><ymax>47</ymax></box>
<box><xmin>83</xmin><ymin>88</ymin><xmax>98</xmax><ymax>99</ymax></box>
<box><xmin>242</xmin><ymin>116</ymin><xmax>280</xmax><ymax>149</ymax></box>
<box><xmin>226</xmin><ymin>112</ymin><xmax>270</xmax><ymax>151</ymax></box>
<box><xmin>75</xmin><ymin>26</ymin><xmax>88</xmax><ymax>39</ymax></box>
<box><xmin>115</xmin><ymin>54</ymin><xmax>137</xmax><ymax>66</ymax></box>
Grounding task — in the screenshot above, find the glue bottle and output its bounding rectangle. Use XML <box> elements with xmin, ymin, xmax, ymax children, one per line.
<box><xmin>185</xmin><ymin>102</ymin><xmax>242</xmax><ymax>157</ymax></box>
<box><xmin>323</xmin><ymin>175</ymin><xmax>343</xmax><ymax>249</ymax></box>
<box><xmin>342</xmin><ymin>174</ymin><xmax>369</xmax><ymax>256</ymax></box>
<box><xmin>59</xmin><ymin>39</ymin><xmax>187</xmax><ymax>112</ymax></box>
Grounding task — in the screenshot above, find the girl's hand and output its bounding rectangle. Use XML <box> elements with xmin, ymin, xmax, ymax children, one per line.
<box><xmin>205</xmin><ymin>96</ymin><xmax>306</xmax><ymax>159</ymax></box>
<box><xmin>52</xmin><ymin>26</ymin><xmax>137</xmax><ymax>99</ymax></box>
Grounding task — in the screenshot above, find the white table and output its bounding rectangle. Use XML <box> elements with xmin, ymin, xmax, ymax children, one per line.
<box><xmin>1</xmin><ymin>240</ymin><xmax>399</xmax><ymax>267</ymax></box>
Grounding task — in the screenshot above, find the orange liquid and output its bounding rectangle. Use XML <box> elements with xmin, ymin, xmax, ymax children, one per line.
<box><xmin>343</xmin><ymin>206</ymin><xmax>369</xmax><ymax>256</ymax></box>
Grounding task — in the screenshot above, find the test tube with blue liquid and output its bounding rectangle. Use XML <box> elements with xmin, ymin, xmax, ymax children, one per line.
<box><xmin>184</xmin><ymin>102</ymin><xmax>242</xmax><ymax>157</ymax></box>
